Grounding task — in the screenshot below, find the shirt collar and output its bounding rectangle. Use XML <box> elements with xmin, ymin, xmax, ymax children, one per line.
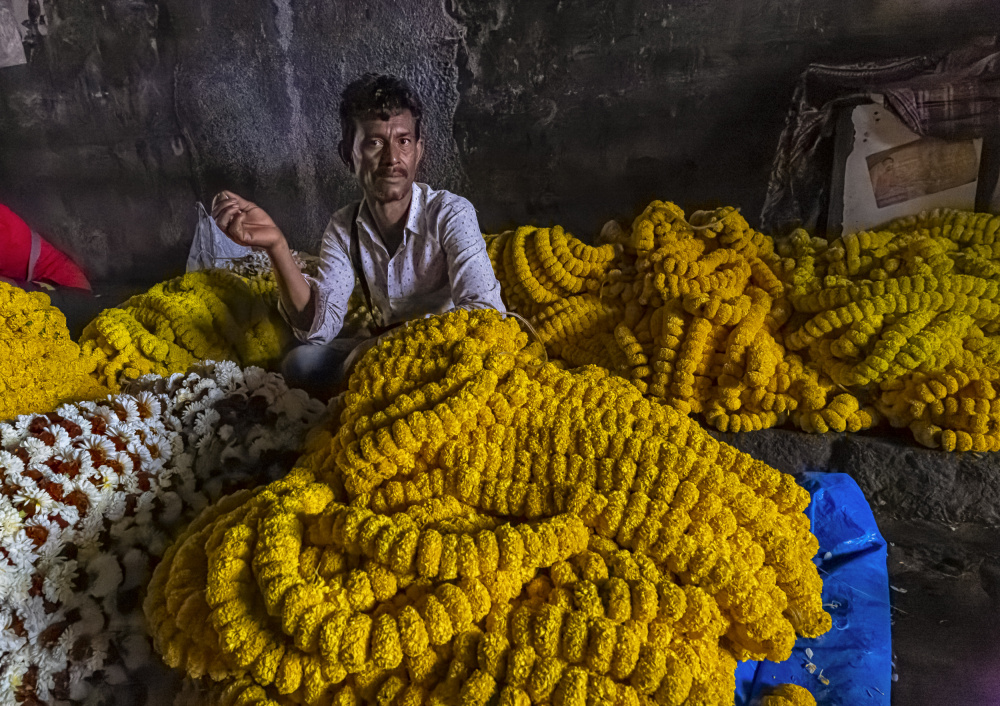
<box><xmin>358</xmin><ymin>182</ymin><xmax>424</xmax><ymax>240</ymax></box>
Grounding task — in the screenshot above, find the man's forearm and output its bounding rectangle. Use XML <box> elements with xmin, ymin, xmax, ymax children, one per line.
<box><xmin>268</xmin><ymin>239</ymin><xmax>315</xmax><ymax>331</ymax></box>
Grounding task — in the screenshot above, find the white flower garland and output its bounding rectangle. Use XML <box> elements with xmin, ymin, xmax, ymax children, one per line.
<box><xmin>0</xmin><ymin>361</ymin><xmax>326</xmax><ymax>704</ymax></box>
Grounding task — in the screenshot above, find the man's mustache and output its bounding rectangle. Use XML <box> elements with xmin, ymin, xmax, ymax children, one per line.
<box><xmin>376</xmin><ymin>168</ymin><xmax>407</xmax><ymax>178</ymax></box>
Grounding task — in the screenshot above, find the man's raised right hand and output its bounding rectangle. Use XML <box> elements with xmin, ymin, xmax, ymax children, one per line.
<box><xmin>211</xmin><ymin>191</ymin><xmax>285</xmax><ymax>252</ymax></box>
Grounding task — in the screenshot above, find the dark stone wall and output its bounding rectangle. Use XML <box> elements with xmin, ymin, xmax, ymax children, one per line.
<box><xmin>0</xmin><ymin>0</ymin><xmax>998</xmax><ymax>284</ymax></box>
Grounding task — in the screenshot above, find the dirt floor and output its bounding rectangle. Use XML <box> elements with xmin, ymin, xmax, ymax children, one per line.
<box><xmin>880</xmin><ymin>519</ymin><xmax>1000</xmax><ymax>706</ymax></box>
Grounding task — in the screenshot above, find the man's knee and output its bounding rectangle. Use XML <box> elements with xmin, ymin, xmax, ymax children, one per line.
<box><xmin>280</xmin><ymin>344</ymin><xmax>345</xmax><ymax>398</ymax></box>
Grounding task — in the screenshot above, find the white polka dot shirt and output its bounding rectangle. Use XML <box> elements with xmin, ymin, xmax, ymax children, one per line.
<box><xmin>282</xmin><ymin>182</ymin><xmax>505</xmax><ymax>344</ymax></box>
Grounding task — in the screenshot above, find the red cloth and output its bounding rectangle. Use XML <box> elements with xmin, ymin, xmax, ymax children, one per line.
<box><xmin>0</xmin><ymin>204</ymin><xmax>91</xmax><ymax>290</ymax></box>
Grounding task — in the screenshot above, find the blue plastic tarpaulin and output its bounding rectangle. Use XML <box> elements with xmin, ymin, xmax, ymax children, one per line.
<box><xmin>734</xmin><ymin>472</ymin><xmax>892</xmax><ymax>705</ymax></box>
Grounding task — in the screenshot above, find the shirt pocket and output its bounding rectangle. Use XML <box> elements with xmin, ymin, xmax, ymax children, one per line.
<box><xmin>405</xmin><ymin>244</ymin><xmax>448</xmax><ymax>294</ymax></box>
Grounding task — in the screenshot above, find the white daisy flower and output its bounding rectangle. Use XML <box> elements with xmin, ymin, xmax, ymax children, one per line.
<box><xmin>53</xmin><ymin>504</ymin><xmax>79</xmax><ymax>529</ymax></box>
<box><xmin>79</xmin><ymin>509</ymin><xmax>108</xmax><ymax>542</ymax></box>
<box><xmin>149</xmin><ymin>434</ymin><xmax>174</xmax><ymax>464</ymax></box>
<box><xmin>0</xmin><ymin>646</ymin><xmax>29</xmax><ymax>696</ymax></box>
<box><xmin>96</xmin><ymin>467</ymin><xmax>120</xmax><ymax>494</ymax></box>
<box><xmin>251</xmin><ymin>383</ymin><xmax>279</xmax><ymax>407</ymax></box>
<box><xmin>19</xmin><ymin>594</ymin><xmax>49</xmax><ymax>637</ymax></box>
<box><xmin>133</xmin><ymin>390</ymin><xmax>162</xmax><ymax>420</ymax></box>
<box><xmin>21</xmin><ymin>436</ymin><xmax>53</xmax><ymax>463</ymax></box>
<box><xmin>0</xmin><ymin>561</ymin><xmax>29</xmax><ymax>602</ymax></box>
<box><xmin>192</xmin><ymin>408</ymin><xmax>222</xmax><ymax>439</ymax></box>
<box><xmin>55</xmin><ymin>402</ymin><xmax>89</xmax><ymax>424</ymax></box>
<box><xmin>134</xmin><ymin>490</ymin><xmax>158</xmax><ymax>515</ymax></box>
<box><xmin>104</xmin><ymin>492</ymin><xmax>127</xmax><ymax>524</ymax></box>
<box><xmin>31</xmin><ymin>662</ymin><xmax>56</xmax><ymax>702</ymax></box>
<box><xmin>13</xmin><ymin>485</ymin><xmax>53</xmax><ymax>514</ymax></box>
<box><xmin>132</xmin><ymin>442</ymin><xmax>154</xmax><ymax>468</ymax></box>
<box><xmin>47</xmin><ymin>424</ymin><xmax>73</xmax><ymax>452</ymax></box>
<box><xmin>106</xmin><ymin>424</ymin><xmax>139</xmax><ymax>450</ymax></box>
<box><xmin>3</xmin><ymin>530</ymin><xmax>39</xmax><ymax>566</ymax></box>
<box><xmin>1</xmin><ymin>425</ymin><xmax>24</xmax><ymax>448</ymax></box>
<box><xmin>42</xmin><ymin>556</ymin><xmax>78</xmax><ymax>604</ymax></box>
<box><xmin>0</xmin><ymin>628</ymin><xmax>26</xmax><ymax>657</ymax></box>
<box><xmin>214</xmin><ymin>360</ymin><xmax>243</xmax><ymax>388</ymax></box>
<box><xmin>56</xmin><ymin>621</ymin><xmax>78</xmax><ymax>655</ymax></box>
<box><xmin>67</xmin><ymin>664</ymin><xmax>90</xmax><ymax>701</ymax></box>
<box><xmin>74</xmin><ymin>534</ymin><xmax>102</xmax><ymax>564</ymax></box>
<box><xmin>24</xmin><ymin>514</ymin><xmax>56</xmax><ymax>546</ymax></box>
<box><xmin>241</xmin><ymin>366</ymin><xmax>268</xmax><ymax>391</ymax></box>
<box><xmin>118</xmin><ymin>469</ymin><xmax>139</xmax><ymax>495</ymax></box>
<box><xmin>0</xmin><ymin>450</ymin><xmax>25</xmax><ymax>475</ymax></box>
<box><xmin>11</xmin><ymin>414</ymin><xmax>34</xmax><ymax>437</ymax></box>
<box><xmin>117</xmin><ymin>396</ymin><xmax>140</xmax><ymax>423</ymax></box>
<box><xmin>0</xmin><ymin>505</ymin><xmax>22</xmax><ymax>542</ymax></box>
<box><xmin>49</xmin><ymin>446</ymin><xmax>90</xmax><ymax>480</ymax></box>
<box><xmin>73</xmin><ymin>436</ymin><xmax>115</xmax><ymax>462</ymax></box>
<box><xmin>84</xmin><ymin>553</ymin><xmax>123</xmax><ymax>600</ymax></box>
<box><xmin>114</xmin><ymin>452</ymin><xmax>134</xmax><ymax>476</ymax></box>
<box><xmin>91</xmin><ymin>404</ymin><xmax>120</xmax><ymax>426</ymax></box>
<box><xmin>84</xmin><ymin>632</ymin><xmax>110</xmax><ymax>672</ymax></box>
<box><xmin>35</xmin><ymin>529</ymin><xmax>66</xmax><ymax>561</ymax></box>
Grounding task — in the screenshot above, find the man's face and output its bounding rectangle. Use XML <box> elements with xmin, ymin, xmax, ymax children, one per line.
<box><xmin>349</xmin><ymin>109</ymin><xmax>423</xmax><ymax>205</ymax></box>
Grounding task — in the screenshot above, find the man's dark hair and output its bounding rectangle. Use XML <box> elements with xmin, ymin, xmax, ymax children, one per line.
<box><xmin>338</xmin><ymin>74</ymin><xmax>424</xmax><ymax>169</ymax></box>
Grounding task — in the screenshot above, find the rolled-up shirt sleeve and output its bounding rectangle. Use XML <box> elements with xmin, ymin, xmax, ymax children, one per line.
<box><xmin>439</xmin><ymin>198</ymin><xmax>505</xmax><ymax>314</ymax></box>
<box><xmin>278</xmin><ymin>219</ymin><xmax>355</xmax><ymax>345</ymax></box>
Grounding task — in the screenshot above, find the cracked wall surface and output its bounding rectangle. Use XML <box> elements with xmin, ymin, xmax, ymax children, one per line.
<box><xmin>0</xmin><ymin>0</ymin><xmax>997</xmax><ymax>283</ymax></box>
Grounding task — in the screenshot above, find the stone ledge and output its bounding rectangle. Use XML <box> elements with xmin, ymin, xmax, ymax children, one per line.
<box><xmin>709</xmin><ymin>428</ymin><xmax>1000</xmax><ymax>526</ymax></box>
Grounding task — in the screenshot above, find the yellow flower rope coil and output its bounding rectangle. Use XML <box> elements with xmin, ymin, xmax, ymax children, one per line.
<box><xmin>144</xmin><ymin>308</ymin><xmax>828</xmax><ymax>705</ymax></box>
<box><xmin>487</xmin><ymin>203</ymin><xmax>875</xmax><ymax>441</ymax></box>
<box><xmin>488</xmin><ymin>203</ymin><xmax>1000</xmax><ymax>451</ymax></box>
<box><xmin>0</xmin><ymin>281</ymin><xmax>106</xmax><ymax>419</ymax></box>
<box><xmin>79</xmin><ymin>269</ymin><xmax>289</xmax><ymax>391</ymax></box>
<box><xmin>783</xmin><ymin>208</ymin><xmax>1000</xmax><ymax>451</ymax></box>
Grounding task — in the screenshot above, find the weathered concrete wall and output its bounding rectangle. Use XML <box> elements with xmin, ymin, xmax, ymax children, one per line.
<box><xmin>0</xmin><ymin>0</ymin><xmax>467</xmax><ymax>282</ymax></box>
<box><xmin>0</xmin><ymin>0</ymin><xmax>997</xmax><ymax>283</ymax></box>
<box><xmin>449</xmin><ymin>0</ymin><xmax>1000</xmax><ymax>238</ymax></box>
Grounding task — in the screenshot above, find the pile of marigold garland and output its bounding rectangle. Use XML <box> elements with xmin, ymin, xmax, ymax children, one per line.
<box><xmin>0</xmin><ymin>281</ymin><xmax>106</xmax><ymax>419</ymax></box>
<box><xmin>782</xmin><ymin>209</ymin><xmax>1000</xmax><ymax>451</ymax></box>
<box><xmin>144</xmin><ymin>308</ymin><xmax>828</xmax><ymax>706</ymax></box>
<box><xmin>488</xmin><ymin>204</ymin><xmax>1000</xmax><ymax>451</ymax></box>
<box><xmin>79</xmin><ymin>269</ymin><xmax>290</xmax><ymax>392</ymax></box>
<box><xmin>77</xmin><ymin>253</ymin><xmax>375</xmax><ymax>395</ymax></box>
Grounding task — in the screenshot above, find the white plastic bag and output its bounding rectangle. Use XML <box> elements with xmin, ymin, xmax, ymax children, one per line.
<box><xmin>186</xmin><ymin>201</ymin><xmax>252</xmax><ymax>272</ymax></box>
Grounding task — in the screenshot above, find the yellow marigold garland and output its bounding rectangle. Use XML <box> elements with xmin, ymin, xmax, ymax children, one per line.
<box><xmin>80</xmin><ymin>269</ymin><xmax>289</xmax><ymax>391</ymax></box>
<box><xmin>0</xmin><ymin>281</ymin><xmax>106</xmax><ymax>419</ymax></box>
<box><xmin>488</xmin><ymin>203</ymin><xmax>872</xmax><ymax>440</ymax></box>
<box><xmin>489</xmin><ymin>203</ymin><xmax>1000</xmax><ymax>450</ymax></box>
<box><xmin>782</xmin><ymin>208</ymin><xmax>1000</xmax><ymax>450</ymax></box>
<box><xmin>145</xmin><ymin>308</ymin><xmax>827</xmax><ymax>705</ymax></box>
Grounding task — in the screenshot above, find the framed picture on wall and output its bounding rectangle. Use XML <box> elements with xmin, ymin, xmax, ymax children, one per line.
<box><xmin>827</xmin><ymin>99</ymin><xmax>1000</xmax><ymax>238</ymax></box>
